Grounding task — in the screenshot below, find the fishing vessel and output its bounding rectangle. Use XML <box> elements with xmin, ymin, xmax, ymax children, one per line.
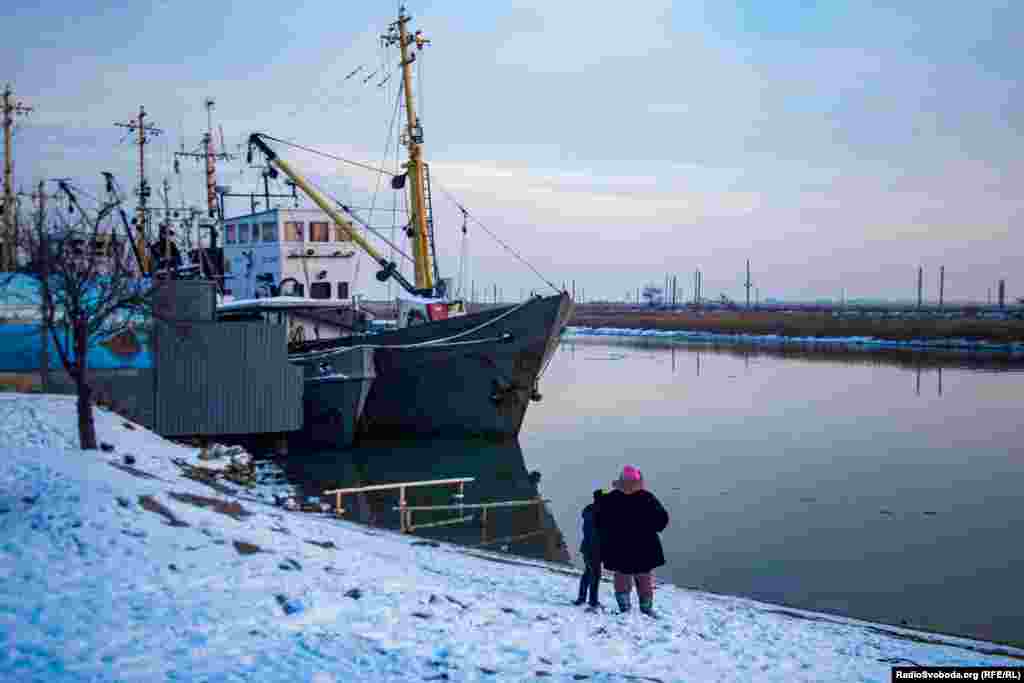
<box><xmin>220</xmin><ymin>7</ymin><xmax>572</xmax><ymax>444</ymax></box>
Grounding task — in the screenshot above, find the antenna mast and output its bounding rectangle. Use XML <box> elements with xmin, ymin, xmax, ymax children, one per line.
<box><xmin>174</xmin><ymin>98</ymin><xmax>235</xmax><ymax>220</ymax></box>
<box><xmin>384</xmin><ymin>6</ymin><xmax>434</xmax><ymax>293</ymax></box>
<box><xmin>115</xmin><ymin>106</ymin><xmax>163</xmax><ymax>273</ymax></box>
<box><xmin>2</xmin><ymin>84</ymin><xmax>33</xmax><ymax>271</ymax></box>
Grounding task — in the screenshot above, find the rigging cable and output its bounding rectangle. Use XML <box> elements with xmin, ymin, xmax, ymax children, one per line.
<box><xmin>255</xmin><ymin>134</ymin><xmax>398</xmax><ymax>177</ymax></box>
<box><xmin>365</xmin><ymin>59</ymin><xmax>406</xmax><ymax>298</ymax></box>
<box><xmin>456</xmin><ymin>206</ymin><xmax>469</xmax><ymax>298</ymax></box>
<box><xmin>432</xmin><ymin>181</ymin><xmax>561</xmax><ymax>294</ymax></box>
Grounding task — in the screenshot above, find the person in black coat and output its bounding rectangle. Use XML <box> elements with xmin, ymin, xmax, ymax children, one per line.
<box><xmin>573</xmin><ymin>489</ymin><xmax>604</xmax><ymax>607</ymax></box>
<box><xmin>596</xmin><ymin>465</ymin><xmax>669</xmax><ymax>616</ymax></box>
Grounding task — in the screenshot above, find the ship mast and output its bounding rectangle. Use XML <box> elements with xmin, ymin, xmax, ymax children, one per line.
<box><xmin>115</xmin><ymin>106</ymin><xmax>163</xmax><ymax>275</ymax></box>
<box><xmin>386</xmin><ymin>7</ymin><xmax>434</xmax><ymax>294</ymax></box>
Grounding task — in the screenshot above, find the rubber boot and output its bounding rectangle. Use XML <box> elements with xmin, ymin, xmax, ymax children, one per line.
<box><xmin>615</xmin><ymin>591</ymin><xmax>631</xmax><ymax>613</ymax></box>
<box><xmin>639</xmin><ymin>595</ymin><xmax>656</xmax><ymax>618</ymax></box>
<box><xmin>574</xmin><ymin>574</ymin><xmax>588</xmax><ymax>605</ymax></box>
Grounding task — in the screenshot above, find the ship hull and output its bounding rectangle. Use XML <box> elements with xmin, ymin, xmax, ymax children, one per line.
<box><xmin>290</xmin><ymin>292</ymin><xmax>572</xmax><ymax>441</ymax></box>
<box><xmin>297</xmin><ymin>347</ymin><xmax>375</xmax><ymax>450</ymax></box>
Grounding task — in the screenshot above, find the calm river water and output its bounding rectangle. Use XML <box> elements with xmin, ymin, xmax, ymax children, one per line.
<box><xmin>286</xmin><ymin>336</ymin><xmax>1024</xmax><ymax>646</ymax></box>
<box><xmin>524</xmin><ymin>337</ymin><xmax>1024</xmax><ymax>645</ymax></box>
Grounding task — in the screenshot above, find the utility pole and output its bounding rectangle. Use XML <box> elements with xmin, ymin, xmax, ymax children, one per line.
<box><xmin>2</xmin><ymin>84</ymin><xmax>33</xmax><ymax>271</ymax></box>
<box><xmin>745</xmin><ymin>259</ymin><xmax>751</xmax><ymax>309</ymax></box>
<box><xmin>939</xmin><ymin>266</ymin><xmax>945</xmax><ymax>308</ymax></box>
<box><xmin>998</xmin><ymin>279</ymin><xmax>1006</xmax><ymax>309</ymax></box>
<box><xmin>917</xmin><ymin>266</ymin><xmax>923</xmax><ymax>309</ymax></box>
<box><xmin>115</xmin><ymin>106</ymin><xmax>162</xmax><ymax>275</ymax></box>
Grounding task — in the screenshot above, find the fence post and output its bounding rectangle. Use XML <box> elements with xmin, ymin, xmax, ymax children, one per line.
<box><xmin>399</xmin><ymin>485</ymin><xmax>408</xmax><ymax>533</ymax></box>
<box><xmin>481</xmin><ymin>507</ymin><xmax>489</xmax><ymax>543</ymax></box>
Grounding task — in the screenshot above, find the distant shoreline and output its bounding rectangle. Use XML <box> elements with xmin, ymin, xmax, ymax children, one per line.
<box><xmin>568</xmin><ymin>307</ymin><xmax>1024</xmax><ymax>347</ymax></box>
<box><xmin>567</xmin><ymin>325</ymin><xmax>1024</xmax><ymax>357</ymax></box>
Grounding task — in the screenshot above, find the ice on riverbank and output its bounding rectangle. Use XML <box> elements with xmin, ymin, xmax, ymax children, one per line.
<box><xmin>567</xmin><ymin>326</ymin><xmax>1024</xmax><ymax>355</ymax></box>
<box><xmin>1</xmin><ymin>394</ymin><xmax>1021</xmax><ymax>682</ymax></box>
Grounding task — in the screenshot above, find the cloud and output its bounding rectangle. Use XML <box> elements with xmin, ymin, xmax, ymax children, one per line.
<box><xmin>429</xmin><ymin>161</ymin><xmax>760</xmax><ymax>223</ymax></box>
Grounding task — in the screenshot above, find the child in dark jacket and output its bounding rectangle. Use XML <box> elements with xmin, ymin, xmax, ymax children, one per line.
<box><xmin>596</xmin><ymin>466</ymin><xmax>669</xmax><ymax>616</ymax></box>
<box><xmin>573</xmin><ymin>489</ymin><xmax>604</xmax><ymax>607</ymax></box>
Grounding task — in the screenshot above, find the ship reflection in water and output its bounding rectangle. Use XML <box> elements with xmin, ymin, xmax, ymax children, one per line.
<box><xmin>280</xmin><ymin>438</ymin><xmax>571</xmax><ymax>565</ymax></box>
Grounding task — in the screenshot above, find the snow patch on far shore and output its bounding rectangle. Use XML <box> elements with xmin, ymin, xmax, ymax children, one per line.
<box><xmin>567</xmin><ymin>326</ymin><xmax>1024</xmax><ymax>355</ymax></box>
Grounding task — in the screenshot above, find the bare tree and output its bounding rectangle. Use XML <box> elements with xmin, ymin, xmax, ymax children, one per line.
<box><xmin>13</xmin><ymin>193</ymin><xmax>157</xmax><ymax>450</ymax></box>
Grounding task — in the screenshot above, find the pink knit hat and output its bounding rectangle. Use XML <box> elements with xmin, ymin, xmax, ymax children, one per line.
<box><xmin>621</xmin><ymin>465</ymin><xmax>642</xmax><ymax>481</ymax></box>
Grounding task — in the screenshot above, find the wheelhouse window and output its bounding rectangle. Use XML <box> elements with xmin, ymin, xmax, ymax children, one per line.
<box><xmin>284</xmin><ymin>221</ymin><xmax>304</xmax><ymax>241</ymax></box>
<box><xmin>225</xmin><ymin>224</ymin><xmax>236</xmax><ymax>244</ymax></box>
<box><xmin>337</xmin><ymin>281</ymin><xmax>349</xmax><ymax>299</ymax></box>
<box><xmin>238</xmin><ymin>223</ymin><xmax>250</xmax><ymax>243</ymax></box>
<box><xmin>309</xmin><ymin>221</ymin><xmax>330</xmax><ymax>242</ymax></box>
<box><xmin>261</xmin><ymin>222</ymin><xmax>277</xmax><ymax>242</ymax></box>
<box><xmin>310</xmin><ymin>282</ymin><xmax>331</xmax><ymax>299</ymax></box>
<box><xmin>333</xmin><ymin>224</ymin><xmax>351</xmax><ymax>242</ymax></box>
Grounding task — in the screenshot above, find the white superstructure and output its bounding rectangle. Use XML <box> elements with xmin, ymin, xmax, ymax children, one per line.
<box><xmin>221</xmin><ymin>208</ymin><xmax>359</xmax><ymax>301</ymax></box>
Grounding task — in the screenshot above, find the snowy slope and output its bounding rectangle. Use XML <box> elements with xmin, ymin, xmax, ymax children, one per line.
<box><xmin>0</xmin><ymin>395</ymin><xmax>1020</xmax><ymax>682</ymax></box>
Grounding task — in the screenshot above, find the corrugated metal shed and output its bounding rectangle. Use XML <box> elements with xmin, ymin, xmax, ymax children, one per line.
<box><xmin>153</xmin><ymin>321</ymin><xmax>303</xmax><ymax>436</ymax></box>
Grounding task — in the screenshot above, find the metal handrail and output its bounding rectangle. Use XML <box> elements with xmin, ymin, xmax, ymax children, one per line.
<box><xmin>393</xmin><ymin>499</ymin><xmax>550</xmax><ymax>512</ymax></box>
<box><xmin>324</xmin><ymin>477</ymin><xmax>474</xmax><ymax>495</ymax></box>
<box><xmin>323</xmin><ymin>477</ymin><xmax>474</xmax><ymax>527</ymax></box>
<box><xmin>400</xmin><ymin>496</ymin><xmax>549</xmax><ymax>538</ymax></box>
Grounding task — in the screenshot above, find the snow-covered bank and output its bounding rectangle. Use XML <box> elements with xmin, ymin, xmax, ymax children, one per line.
<box><xmin>1</xmin><ymin>395</ymin><xmax>1021</xmax><ymax>682</ymax></box>
<box><xmin>567</xmin><ymin>326</ymin><xmax>1024</xmax><ymax>356</ymax></box>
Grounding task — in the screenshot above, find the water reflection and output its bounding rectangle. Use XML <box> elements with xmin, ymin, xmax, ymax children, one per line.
<box><xmin>567</xmin><ymin>336</ymin><xmax>1020</xmax><ymax>399</ymax></box>
<box><xmin>567</xmin><ymin>335</ymin><xmax>1024</xmax><ymax>373</ymax></box>
<box><xmin>281</xmin><ymin>438</ymin><xmax>571</xmax><ymax>565</ymax></box>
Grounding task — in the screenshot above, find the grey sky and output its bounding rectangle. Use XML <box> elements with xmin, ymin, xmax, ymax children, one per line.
<box><xmin>3</xmin><ymin>1</ymin><xmax>1021</xmax><ymax>302</ymax></box>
